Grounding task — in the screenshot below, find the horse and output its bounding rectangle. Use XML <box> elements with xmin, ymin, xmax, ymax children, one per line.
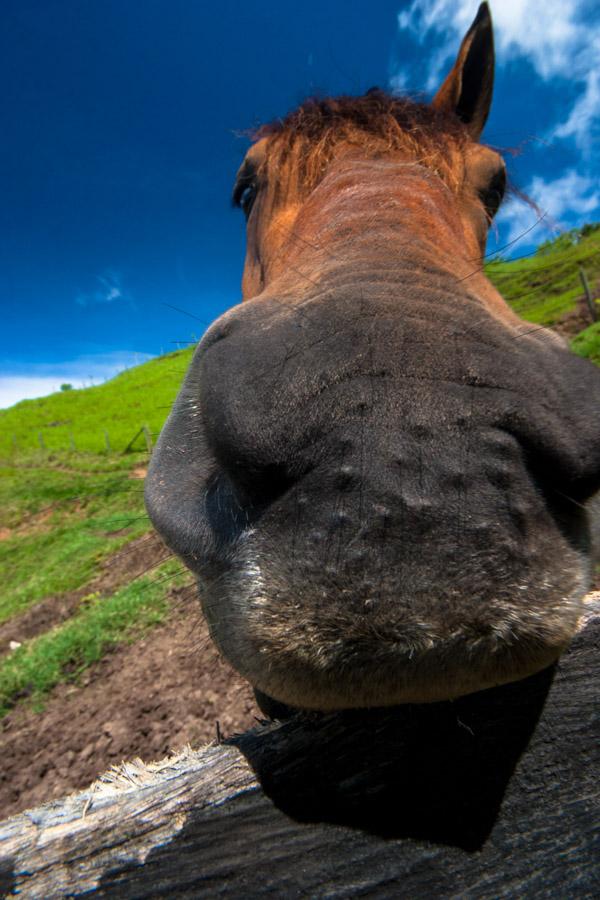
<box><xmin>146</xmin><ymin>3</ymin><xmax>600</xmax><ymax>714</ymax></box>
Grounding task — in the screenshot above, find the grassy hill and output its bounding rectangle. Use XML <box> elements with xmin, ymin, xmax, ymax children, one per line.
<box><xmin>0</xmin><ymin>349</ymin><xmax>195</xmax><ymax>715</ymax></box>
<box><xmin>0</xmin><ymin>226</ymin><xmax>598</xmax><ymax>718</ymax></box>
<box><xmin>0</xmin><ymin>347</ymin><xmax>194</xmax><ymax>458</ymax></box>
<box><xmin>486</xmin><ymin>222</ymin><xmax>600</xmax><ymax>363</ymax></box>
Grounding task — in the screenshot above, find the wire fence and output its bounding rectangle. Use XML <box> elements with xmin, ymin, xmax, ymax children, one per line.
<box><xmin>7</xmin><ymin>424</ymin><xmax>157</xmax><ymax>459</ymax></box>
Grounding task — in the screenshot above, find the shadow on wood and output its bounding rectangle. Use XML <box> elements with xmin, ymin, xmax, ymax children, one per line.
<box><xmin>233</xmin><ymin>666</ymin><xmax>553</xmax><ymax>851</ymax></box>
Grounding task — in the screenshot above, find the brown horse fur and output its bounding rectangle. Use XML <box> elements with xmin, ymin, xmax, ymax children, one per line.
<box><xmin>248</xmin><ymin>93</ymin><xmax>470</xmax><ymax>199</ymax></box>
<box><xmin>146</xmin><ymin>4</ymin><xmax>600</xmax><ymax>711</ymax></box>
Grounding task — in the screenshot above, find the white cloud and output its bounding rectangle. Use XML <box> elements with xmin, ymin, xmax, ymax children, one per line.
<box><xmin>76</xmin><ymin>271</ymin><xmax>128</xmax><ymax>306</ymax></box>
<box><xmin>395</xmin><ymin>0</ymin><xmax>596</xmax><ymax>83</ymax></box>
<box><xmin>497</xmin><ymin>170</ymin><xmax>600</xmax><ymax>246</ymax></box>
<box><xmin>554</xmin><ymin>71</ymin><xmax>600</xmax><ymax>153</ymax></box>
<box><xmin>0</xmin><ymin>351</ymin><xmax>153</xmax><ymax>409</ymax></box>
<box><xmin>392</xmin><ymin>1</ymin><xmax>600</xmax><ymax>153</ymax></box>
<box><xmin>0</xmin><ymin>377</ymin><xmax>79</xmax><ymax>409</ymax></box>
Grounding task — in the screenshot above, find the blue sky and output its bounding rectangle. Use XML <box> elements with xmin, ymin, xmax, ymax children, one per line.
<box><xmin>2</xmin><ymin>0</ymin><xmax>599</xmax><ymax>407</ymax></box>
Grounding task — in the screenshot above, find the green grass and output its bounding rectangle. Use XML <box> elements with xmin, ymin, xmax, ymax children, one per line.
<box><xmin>0</xmin><ymin>516</ymin><xmax>150</xmax><ymax>624</ymax></box>
<box><xmin>0</xmin><ymin>347</ymin><xmax>194</xmax><ymax>457</ymax></box>
<box><xmin>0</xmin><ymin>349</ymin><xmax>197</xmax><ymax>629</ymax></box>
<box><xmin>0</xmin><ymin>559</ymin><xmax>187</xmax><ymax>716</ymax></box>
<box><xmin>485</xmin><ymin>224</ymin><xmax>600</xmax><ymax>329</ymax></box>
<box><xmin>0</xmin><ymin>350</ymin><xmax>198</xmax><ymax>714</ymax></box>
<box><xmin>0</xmin><ymin>459</ymin><xmax>145</xmax><ymax>527</ymax></box>
<box><xmin>0</xmin><ymin>458</ymin><xmax>150</xmax><ymax>622</ymax></box>
<box><xmin>0</xmin><ymin>349</ymin><xmax>188</xmax><ymax>621</ymax></box>
<box><xmin>571</xmin><ymin>321</ymin><xmax>600</xmax><ymax>366</ymax></box>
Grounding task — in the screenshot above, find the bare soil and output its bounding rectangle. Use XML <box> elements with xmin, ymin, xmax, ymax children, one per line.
<box><xmin>0</xmin><ymin>504</ymin><xmax>68</xmax><ymax>542</ymax></box>
<box><xmin>553</xmin><ymin>294</ymin><xmax>598</xmax><ymax>339</ymax></box>
<box><xmin>0</xmin><ymin>581</ymin><xmax>257</xmax><ymax>819</ymax></box>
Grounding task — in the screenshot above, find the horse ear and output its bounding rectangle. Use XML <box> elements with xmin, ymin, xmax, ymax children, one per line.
<box><xmin>432</xmin><ymin>2</ymin><xmax>494</xmax><ymax>140</ymax></box>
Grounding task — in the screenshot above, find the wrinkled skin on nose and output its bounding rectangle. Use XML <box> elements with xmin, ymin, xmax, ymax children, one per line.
<box><xmin>145</xmin><ymin>4</ymin><xmax>600</xmax><ymax>710</ymax></box>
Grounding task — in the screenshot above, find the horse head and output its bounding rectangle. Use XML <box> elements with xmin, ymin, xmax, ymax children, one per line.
<box><xmin>146</xmin><ymin>3</ymin><xmax>600</xmax><ymax>711</ymax></box>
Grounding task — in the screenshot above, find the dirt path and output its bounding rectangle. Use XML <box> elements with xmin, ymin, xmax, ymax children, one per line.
<box><xmin>0</xmin><ymin>584</ymin><xmax>257</xmax><ymax>818</ymax></box>
<box><xmin>554</xmin><ymin>294</ymin><xmax>598</xmax><ymax>338</ymax></box>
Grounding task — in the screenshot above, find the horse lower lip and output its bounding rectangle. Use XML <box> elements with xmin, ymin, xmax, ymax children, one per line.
<box><xmin>215</xmin><ymin>629</ymin><xmax>566</xmax><ymax>710</ymax></box>
<box><xmin>196</xmin><ymin>543</ymin><xmax>583</xmax><ymax>709</ymax></box>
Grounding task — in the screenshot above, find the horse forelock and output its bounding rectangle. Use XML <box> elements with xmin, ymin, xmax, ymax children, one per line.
<box><xmin>252</xmin><ymin>90</ymin><xmax>474</xmax><ymax>200</ymax></box>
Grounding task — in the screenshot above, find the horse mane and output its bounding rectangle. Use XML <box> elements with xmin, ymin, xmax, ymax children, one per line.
<box><xmin>253</xmin><ymin>89</ymin><xmax>472</xmax><ymax>198</ymax></box>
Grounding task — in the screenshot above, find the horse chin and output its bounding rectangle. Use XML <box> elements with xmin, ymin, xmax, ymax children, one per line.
<box><xmin>207</xmin><ymin>623</ymin><xmax>571</xmax><ymax>711</ymax></box>
<box><xmin>247</xmin><ymin>652</ymin><xmax>564</xmax><ymax>711</ymax></box>
<box><xmin>198</xmin><ymin>570</ymin><xmax>584</xmax><ymax>710</ymax></box>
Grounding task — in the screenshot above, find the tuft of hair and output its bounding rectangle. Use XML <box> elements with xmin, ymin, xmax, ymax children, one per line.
<box><xmin>254</xmin><ymin>89</ymin><xmax>473</xmax><ymax>200</ymax></box>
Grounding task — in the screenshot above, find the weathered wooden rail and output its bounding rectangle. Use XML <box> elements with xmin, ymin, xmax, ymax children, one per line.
<box><xmin>1</xmin><ymin>595</ymin><xmax>598</xmax><ymax>898</ymax></box>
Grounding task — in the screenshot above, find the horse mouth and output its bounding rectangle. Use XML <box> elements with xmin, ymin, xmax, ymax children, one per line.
<box><xmin>195</xmin><ymin>534</ymin><xmax>585</xmax><ymax>710</ymax></box>
<box><xmin>203</xmin><ymin>605</ymin><xmax>578</xmax><ymax>710</ymax></box>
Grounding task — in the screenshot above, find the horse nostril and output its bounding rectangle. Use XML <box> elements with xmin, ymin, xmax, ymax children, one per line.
<box><xmin>204</xmin><ymin>463</ymin><xmax>298</xmax><ymax>545</ymax></box>
<box><xmin>226</xmin><ymin>461</ymin><xmax>298</xmax><ymax>508</ymax></box>
<box><xmin>204</xmin><ymin>473</ymin><xmax>251</xmax><ymax>544</ymax></box>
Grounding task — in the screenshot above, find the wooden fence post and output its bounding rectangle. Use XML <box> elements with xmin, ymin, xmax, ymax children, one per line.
<box><xmin>142</xmin><ymin>425</ymin><xmax>153</xmax><ymax>454</ymax></box>
<box><xmin>103</xmin><ymin>429</ymin><xmax>111</xmax><ymax>452</ymax></box>
<box><xmin>69</xmin><ymin>432</ymin><xmax>76</xmax><ymax>451</ymax></box>
<box><xmin>578</xmin><ymin>264</ymin><xmax>597</xmax><ymax>322</ymax></box>
<box><xmin>123</xmin><ymin>428</ymin><xmax>142</xmax><ymax>454</ymax></box>
<box><xmin>38</xmin><ymin>432</ymin><xmax>45</xmax><ymax>450</ymax></box>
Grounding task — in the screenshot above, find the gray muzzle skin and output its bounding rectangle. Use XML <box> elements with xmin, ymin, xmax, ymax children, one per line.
<box><xmin>146</xmin><ymin>288</ymin><xmax>600</xmax><ymax>709</ymax></box>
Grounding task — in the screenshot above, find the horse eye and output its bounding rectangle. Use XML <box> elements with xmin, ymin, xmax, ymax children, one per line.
<box><xmin>479</xmin><ymin>168</ymin><xmax>506</xmax><ymax>219</ymax></box>
<box><xmin>239</xmin><ymin>184</ymin><xmax>257</xmax><ymax>218</ymax></box>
